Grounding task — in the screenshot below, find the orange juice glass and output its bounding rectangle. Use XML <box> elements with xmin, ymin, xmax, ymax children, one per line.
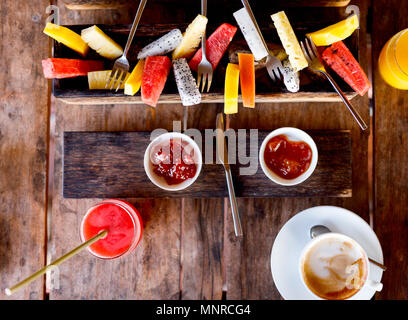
<box><xmin>378</xmin><ymin>29</ymin><xmax>408</xmax><ymax>89</ymax></box>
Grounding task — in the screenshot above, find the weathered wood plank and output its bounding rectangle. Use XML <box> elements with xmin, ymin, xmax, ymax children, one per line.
<box><xmin>48</xmin><ymin>2</ymin><xmax>184</xmax><ymax>299</ymax></box>
<box><xmin>372</xmin><ymin>0</ymin><xmax>408</xmax><ymax>300</ymax></box>
<box><xmin>62</xmin><ymin>130</ymin><xmax>352</xmax><ymax>198</ymax></box>
<box><xmin>0</xmin><ymin>0</ymin><xmax>48</xmax><ymax>300</ymax></box>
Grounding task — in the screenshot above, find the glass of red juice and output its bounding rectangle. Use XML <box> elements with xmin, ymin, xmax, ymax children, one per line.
<box><xmin>80</xmin><ymin>199</ymin><xmax>143</xmax><ymax>259</ymax></box>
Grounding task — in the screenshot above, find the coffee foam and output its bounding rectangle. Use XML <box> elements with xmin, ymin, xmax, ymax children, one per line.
<box><xmin>301</xmin><ymin>237</ymin><xmax>367</xmax><ymax>299</ymax></box>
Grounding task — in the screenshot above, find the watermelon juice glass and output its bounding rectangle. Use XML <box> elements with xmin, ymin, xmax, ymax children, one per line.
<box><xmin>80</xmin><ymin>199</ymin><xmax>143</xmax><ymax>259</ymax></box>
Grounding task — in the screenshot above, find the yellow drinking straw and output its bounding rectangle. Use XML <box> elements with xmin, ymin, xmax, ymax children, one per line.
<box><xmin>5</xmin><ymin>230</ymin><xmax>108</xmax><ymax>296</ymax></box>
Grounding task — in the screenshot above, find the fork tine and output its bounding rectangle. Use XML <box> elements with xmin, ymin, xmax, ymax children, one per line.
<box><xmin>267</xmin><ymin>67</ymin><xmax>276</xmax><ymax>82</ymax></box>
<box><xmin>201</xmin><ymin>73</ymin><xmax>207</xmax><ymax>92</ymax></box>
<box><xmin>115</xmin><ymin>70</ymin><xmax>127</xmax><ymax>92</ymax></box>
<box><xmin>308</xmin><ymin>37</ymin><xmax>319</xmax><ymax>58</ymax></box>
<box><xmin>206</xmin><ymin>72</ymin><xmax>213</xmax><ymax>92</ymax></box>
<box><xmin>108</xmin><ymin>69</ymin><xmax>119</xmax><ymax>90</ymax></box>
<box><xmin>300</xmin><ymin>41</ymin><xmax>312</xmax><ymax>64</ymax></box>
<box><xmin>305</xmin><ymin>38</ymin><xmax>316</xmax><ymax>60</ymax></box>
<box><xmin>105</xmin><ymin>69</ymin><xmax>116</xmax><ymax>89</ymax></box>
<box><xmin>197</xmin><ymin>72</ymin><xmax>202</xmax><ymax>91</ymax></box>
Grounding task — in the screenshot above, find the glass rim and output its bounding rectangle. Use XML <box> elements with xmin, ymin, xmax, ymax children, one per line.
<box><xmin>393</xmin><ymin>28</ymin><xmax>408</xmax><ymax>77</ymax></box>
<box><xmin>80</xmin><ymin>200</ymin><xmax>142</xmax><ymax>260</ymax></box>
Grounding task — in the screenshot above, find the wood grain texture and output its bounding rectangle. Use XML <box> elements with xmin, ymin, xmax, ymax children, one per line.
<box><xmin>48</xmin><ymin>2</ymin><xmax>184</xmax><ymax>299</ymax></box>
<box><xmin>62</xmin><ymin>130</ymin><xmax>352</xmax><ymax>198</ymax></box>
<box><xmin>372</xmin><ymin>0</ymin><xmax>408</xmax><ymax>300</ymax></box>
<box><xmin>181</xmin><ymin>199</ymin><xmax>224</xmax><ymax>300</ymax></box>
<box><xmin>0</xmin><ymin>0</ymin><xmax>48</xmax><ymax>300</ymax></box>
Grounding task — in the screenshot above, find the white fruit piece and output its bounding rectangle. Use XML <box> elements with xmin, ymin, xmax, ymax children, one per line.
<box><xmin>173</xmin><ymin>58</ymin><xmax>201</xmax><ymax>106</ymax></box>
<box><xmin>281</xmin><ymin>59</ymin><xmax>300</xmax><ymax>93</ymax></box>
<box><xmin>137</xmin><ymin>29</ymin><xmax>183</xmax><ymax>59</ymax></box>
<box><xmin>172</xmin><ymin>14</ymin><xmax>208</xmax><ymax>60</ymax></box>
<box><xmin>233</xmin><ymin>8</ymin><xmax>269</xmax><ymax>61</ymax></box>
<box><xmin>271</xmin><ymin>11</ymin><xmax>308</xmax><ymax>72</ymax></box>
<box><xmin>81</xmin><ymin>25</ymin><xmax>123</xmax><ymax>59</ymax></box>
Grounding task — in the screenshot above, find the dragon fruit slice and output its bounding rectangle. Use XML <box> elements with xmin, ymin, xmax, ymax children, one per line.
<box><xmin>137</xmin><ymin>29</ymin><xmax>183</xmax><ymax>60</ymax></box>
<box><xmin>233</xmin><ymin>7</ymin><xmax>269</xmax><ymax>61</ymax></box>
<box><xmin>281</xmin><ymin>59</ymin><xmax>300</xmax><ymax>93</ymax></box>
<box><xmin>173</xmin><ymin>58</ymin><xmax>201</xmax><ymax>106</ymax></box>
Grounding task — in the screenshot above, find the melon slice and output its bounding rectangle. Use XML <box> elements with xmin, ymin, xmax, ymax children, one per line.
<box><xmin>224</xmin><ymin>63</ymin><xmax>240</xmax><ymax>114</ymax></box>
<box><xmin>271</xmin><ymin>11</ymin><xmax>308</xmax><ymax>72</ymax></box>
<box><xmin>172</xmin><ymin>14</ymin><xmax>208</xmax><ymax>60</ymax></box>
<box><xmin>238</xmin><ymin>53</ymin><xmax>255</xmax><ymax>108</ymax></box>
<box><xmin>141</xmin><ymin>56</ymin><xmax>172</xmax><ymax>107</ymax></box>
<box><xmin>81</xmin><ymin>25</ymin><xmax>123</xmax><ymax>59</ymax></box>
<box><xmin>44</xmin><ymin>23</ymin><xmax>89</xmax><ymax>56</ymax></box>
<box><xmin>88</xmin><ymin>70</ymin><xmax>130</xmax><ymax>90</ymax></box>
<box><xmin>189</xmin><ymin>23</ymin><xmax>238</xmax><ymax>72</ymax></box>
<box><xmin>125</xmin><ymin>59</ymin><xmax>145</xmax><ymax>96</ymax></box>
<box><xmin>307</xmin><ymin>14</ymin><xmax>359</xmax><ymax>47</ymax></box>
<box><xmin>42</xmin><ymin>58</ymin><xmax>103</xmax><ymax>79</ymax></box>
<box><xmin>322</xmin><ymin>41</ymin><xmax>370</xmax><ymax>96</ymax></box>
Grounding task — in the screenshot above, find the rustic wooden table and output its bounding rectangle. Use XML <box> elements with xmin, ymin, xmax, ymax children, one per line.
<box><xmin>0</xmin><ymin>0</ymin><xmax>406</xmax><ymax>300</ymax></box>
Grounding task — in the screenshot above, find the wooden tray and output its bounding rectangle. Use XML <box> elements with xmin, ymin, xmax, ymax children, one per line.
<box><xmin>63</xmin><ymin>130</ymin><xmax>352</xmax><ymax>198</ymax></box>
<box><xmin>52</xmin><ymin>1</ymin><xmax>360</xmax><ymax>105</ymax></box>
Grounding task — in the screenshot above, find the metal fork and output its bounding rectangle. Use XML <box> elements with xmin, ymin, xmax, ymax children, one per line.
<box><xmin>300</xmin><ymin>37</ymin><xmax>368</xmax><ymax>130</ymax></box>
<box><xmin>105</xmin><ymin>0</ymin><xmax>148</xmax><ymax>91</ymax></box>
<box><xmin>197</xmin><ymin>0</ymin><xmax>213</xmax><ymax>92</ymax></box>
<box><xmin>241</xmin><ymin>0</ymin><xmax>283</xmax><ymax>81</ymax></box>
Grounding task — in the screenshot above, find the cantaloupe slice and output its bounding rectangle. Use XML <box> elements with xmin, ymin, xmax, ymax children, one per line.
<box><xmin>238</xmin><ymin>53</ymin><xmax>255</xmax><ymax>108</ymax></box>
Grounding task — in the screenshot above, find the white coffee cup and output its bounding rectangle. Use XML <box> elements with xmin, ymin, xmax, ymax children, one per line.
<box><xmin>298</xmin><ymin>233</ymin><xmax>383</xmax><ymax>300</ymax></box>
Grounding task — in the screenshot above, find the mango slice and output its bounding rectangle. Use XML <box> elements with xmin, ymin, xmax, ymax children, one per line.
<box><xmin>124</xmin><ymin>60</ymin><xmax>145</xmax><ymax>96</ymax></box>
<box><xmin>44</xmin><ymin>23</ymin><xmax>89</xmax><ymax>56</ymax></box>
<box><xmin>307</xmin><ymin>14</ymin><xmax>359</xmax><ymax>47</ymax></box>
<box><xmin>224</xmin><ymin>63</ymin><xmax>240</xmax><ymax>114</ymax></box>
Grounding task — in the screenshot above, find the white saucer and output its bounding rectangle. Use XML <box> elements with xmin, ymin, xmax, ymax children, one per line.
<box><xmin>270</xmin><ymin>206</ymin><xmax>384</xmax><ymax>300</ymax></box>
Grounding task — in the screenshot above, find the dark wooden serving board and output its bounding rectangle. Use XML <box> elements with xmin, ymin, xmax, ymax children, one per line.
<box><xmin>63</xmin><ymin>130</ymin><xmax>352</xmax><ymax>198</ymax></box>
<box><xmin>52</xmin><ymin>0</ymin><xmax>360</xmax><ymax>104</ymax></box>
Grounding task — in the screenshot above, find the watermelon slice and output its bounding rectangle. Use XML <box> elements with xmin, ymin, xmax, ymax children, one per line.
<box><xmin>42</xmin><ymin>58</ymin><xmax>103</xmax><ymax>79</ymax></box>
<box><xmin>141</xmin><ymin>56</ymin><xmax>172</xmax><ymax>107</ymax></box>
<box><xmin>189</xmin><ymin>23</ymin><xmax>237</xmax><ymax>72</ymax></box>
<box><xmin>322</xmin><ymin>41</ymin><xmax>370</xmax><ymax>96</ymax></box>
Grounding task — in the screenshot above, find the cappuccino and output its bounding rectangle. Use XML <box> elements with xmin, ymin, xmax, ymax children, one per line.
<box><xmin>300</xmin><ymin>234</ymin><xmax>368</xmax><ymax>300</ymax></box>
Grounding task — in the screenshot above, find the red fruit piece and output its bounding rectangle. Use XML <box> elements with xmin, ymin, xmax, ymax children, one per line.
<box><xmin>321</xmin><ymin>41</ymin><xmax>370</xmax><ymax>96</ymax></box>
<box><xmin>42</xmin><ymin>58</ymin><xmax>103</xmax><ymax>79</ymax></box>
<box><xmin>189</xmin><ymin>23</ymin><xmax>238</xmax><ymax>72</ymax></box>
<box><xmin>141</xmin><ymin>56</ymin><xmax>172</xmax><ymax>107</ymax></box>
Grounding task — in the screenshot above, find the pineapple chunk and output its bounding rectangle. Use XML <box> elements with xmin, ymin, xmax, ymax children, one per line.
<box><xmin>172</xmin><ymin>14</ymin><xmax>208</xmax><ymax>60</ymax></box>
<box><xmin>307</xmin><ymin>14</ymin><xmax>359</xmax><ymax>47</ymax></box>
<box><xmin>44</xmin><ymin>23</ymin><xmax>89</xmax><ymax>56</ymax></box>
<box><xmin>88</xmin><ymin>70</ymin><xmax>130</xmax><ymax>90</ymax></box>
<box><xmin>271</xmin><ymin>11</ymin><xmax>308</xmax><ymax>72</ymax></box>
<box><xmin>224</xmin><ymin>63</ymin><xmax>240</xmax><ymax>114</ymax></box>
<box><xmin>124</xmin><ymin>60</ymin><xmax>145</xmax><ymax>96</ymax></box>
<box><xmin>81</xmin><ymin>25</ymin><xmax>123</xmax><ymax>59</ymax></box>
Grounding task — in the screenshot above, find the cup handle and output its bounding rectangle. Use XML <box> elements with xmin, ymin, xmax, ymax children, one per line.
<box><xmin>365</xmin><ymin>279</ymin><xmax>383</xmax><ymax>292</ymax></box>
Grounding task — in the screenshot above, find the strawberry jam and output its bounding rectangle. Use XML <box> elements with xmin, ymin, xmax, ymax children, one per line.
<box><xmin>263</xmin><ymin>134</ymin><xmax>312</xmax><ymax>179</ymax></box>
<box><xmin>151</xmin><ymin>138</ymin><xmax>197</xmax><ymax>185</ymax></box>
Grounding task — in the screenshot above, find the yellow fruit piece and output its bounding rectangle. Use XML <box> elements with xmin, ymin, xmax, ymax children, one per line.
<box><xmin>224</xmin><ymin>63</ymin><xmax>240</xmax><ymax>114</ymax></box>
<box><xmin>44</xmin><ymin>22</ymin><xmax>89</xmax><ymax>56</ymax></box>
<box><xmin>172</xmin><ymin>14</ymin><xmax>208</xmax><ymax>60</ymax></box>
<box><xmin>307</xmin><ymin>14</ymin><xmax>359</xmax><ymax>47</ymax></box>
<box><xmin>124</xmin><ymin>60</ymin><xmax>145</xmax><ymax>96</ymax></box>
<box><xmin>271</xmin><ymin>11</ymin><xmax>308</xmax><ymax>72</ymax></box>
<box><xmin>81</xmin><ymin>25</ymin><xmax>123</xmax><ymax>59</ymax></box>
<box><xmin>88</xmin><ymin>70</ymin><xmax>130</xmax><ymax>90</ymax></box>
